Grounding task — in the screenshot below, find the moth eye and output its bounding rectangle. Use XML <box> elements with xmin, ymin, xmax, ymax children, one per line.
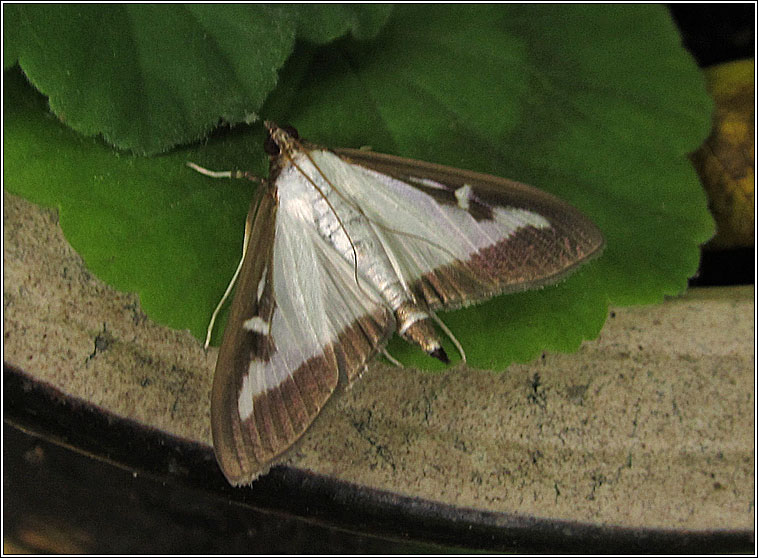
<box><xmin>281</xmin><ymin>124</ymin><xmax>299</xmax><ymax>139</ymax></box>
<box><xmin>264</xmin><ymin>135</ymin><xmax>280</xmax><ymax>156</ymax></box>
<box><xmin>263</xmin><ymin>124</ymin><xmax>299</xmax><ymax>155</ymax></box>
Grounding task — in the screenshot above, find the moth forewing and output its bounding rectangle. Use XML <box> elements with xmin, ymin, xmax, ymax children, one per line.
<box><xmin>211</xmin><ymin>183</ymin><xmax>278</xmax><ymax>483</ymax></box>
<box><xmin>331</xmin><ymin>147</ymin><xmax>605</xmax><ymax>308</ymax></box>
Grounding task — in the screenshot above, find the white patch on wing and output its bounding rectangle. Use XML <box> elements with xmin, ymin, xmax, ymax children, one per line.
<box><xmin>455</xmin><ymin>184</ymin><xmax>472</xmax><ymax>210</ymax></box>
<box><xmin>493</xmin><ymin>206</ymin><xmax>550</xmax><ymax>229</ymax></box>
<box><xmin>243</xmin><ymin>316</ymin><xmax>269</xmax><ymax>334</ymax></box>
<box><xmin>408</xmin><ymin>176</ymin><xmax>448</xmax><ymax>190</ymax></box>
<box><xmin>238</xmin><ymin>371</ymin><xmax>256</xmax><ymax>419</ymax></box>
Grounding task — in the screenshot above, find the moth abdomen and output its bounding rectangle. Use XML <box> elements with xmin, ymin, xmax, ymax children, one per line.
<box><xmin>394</xmin><ymin>301</ymin><xmax>449</xmax><ymax>363</ymax></box>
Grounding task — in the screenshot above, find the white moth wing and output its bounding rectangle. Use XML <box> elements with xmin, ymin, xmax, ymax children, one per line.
<box><xmin>314</xmin><ymin>148</ymin><xmax>604</xmax><ymax>309</ymax></box>
<box><xmin>212</xmin><ymin>178</ymin><xmax>394</xmax><ymax>486</ymax></box>
<box><xmin>269</xmin><ymin>206</ymin><xmax>394</xmax><ymax>385</ymax></box>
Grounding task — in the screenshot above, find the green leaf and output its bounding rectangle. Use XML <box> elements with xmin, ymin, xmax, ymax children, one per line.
<box><xmin>3</xmin><ymin>4</ymin><xmax>393</xmax><ymax>155</ymax></box>
<box><xmin>4</xmin><ymin>5</ymin><xmax>714</xmax><ymax>371</ymax></box>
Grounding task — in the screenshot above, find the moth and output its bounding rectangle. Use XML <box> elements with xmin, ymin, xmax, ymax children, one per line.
<box><xmin>190</xmin><ymin>122</ymin><xmax>604</xmax><ymax>486</ymax></box>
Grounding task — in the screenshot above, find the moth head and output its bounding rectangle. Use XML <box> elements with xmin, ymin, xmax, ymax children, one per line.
<box><xmin>263</xmin><ymin>121</ymin><xmax>300</xmax><ymax>158</ymax></box>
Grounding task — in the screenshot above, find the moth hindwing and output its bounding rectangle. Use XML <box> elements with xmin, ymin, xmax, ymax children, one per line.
<box><xmin>204</xmin><ymin>122</ymin><xmax>604</xmax><ymax>485</ymax></box>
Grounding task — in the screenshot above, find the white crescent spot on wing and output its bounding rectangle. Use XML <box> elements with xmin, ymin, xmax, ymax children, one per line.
<box><xmin>243</xmin><ymin>316</ymin><xmax>269</xmax><ymax>334</ymax></box>
<box><xmin>455</xmin><ymin>184</ymin><xmax>472</xmax><ymax>210</ymax></box>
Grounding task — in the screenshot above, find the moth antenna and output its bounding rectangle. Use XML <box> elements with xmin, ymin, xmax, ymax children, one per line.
<box><xmin>186</xmin><ymin>162</ymin><xmax>264</xmax><ymax>184</ymax></box>
<box><xmin>381</xmin><ymin>348</ymin><xmax>404</xmax><ymax>368</ymax></box>
<box><xmin>430</xmin><ymin>311</ymin><xmax>467</xmax><ymax>363</ymax></box>
<box><xmin>204</xmin><ymin>215</ymin><xmax>252</xmax><ymax>349</ymax></box>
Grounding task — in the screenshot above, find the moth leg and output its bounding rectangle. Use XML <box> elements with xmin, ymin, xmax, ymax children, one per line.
<box><xmin>430</xmin><ymin>311</ymin><xmax>467</xmax><ymax>364</ymax></box>
<box><xmin>186</xmin><ymin>162</ymin><xmax>264</xmax><ymax>184</ymax></box>
<box><xmin>188</xmin><ymin>161</ymin><xmax>264</xmax><ymax>348</ymax></box>
<box><xmin>381</xmin><ymin>348</ymin><xmax>403</xmax><ymax>368</ymax></box>
<box><xmin>203</xmin><ymin>211</ymin><xmax>252</xmax><ymax>349</ymax></box>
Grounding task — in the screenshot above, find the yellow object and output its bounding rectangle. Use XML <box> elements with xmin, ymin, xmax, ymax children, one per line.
<box><xmin>690</xmin><ymin>59</ymin><xmax>755</xmax><ymax>249</ymax></box>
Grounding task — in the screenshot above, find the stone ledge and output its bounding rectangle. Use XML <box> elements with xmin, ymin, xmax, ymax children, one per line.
<box><xmin>4</xmin><ymin>191</ymin><xmax>754</xmax><ymax>531</ymax></box>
